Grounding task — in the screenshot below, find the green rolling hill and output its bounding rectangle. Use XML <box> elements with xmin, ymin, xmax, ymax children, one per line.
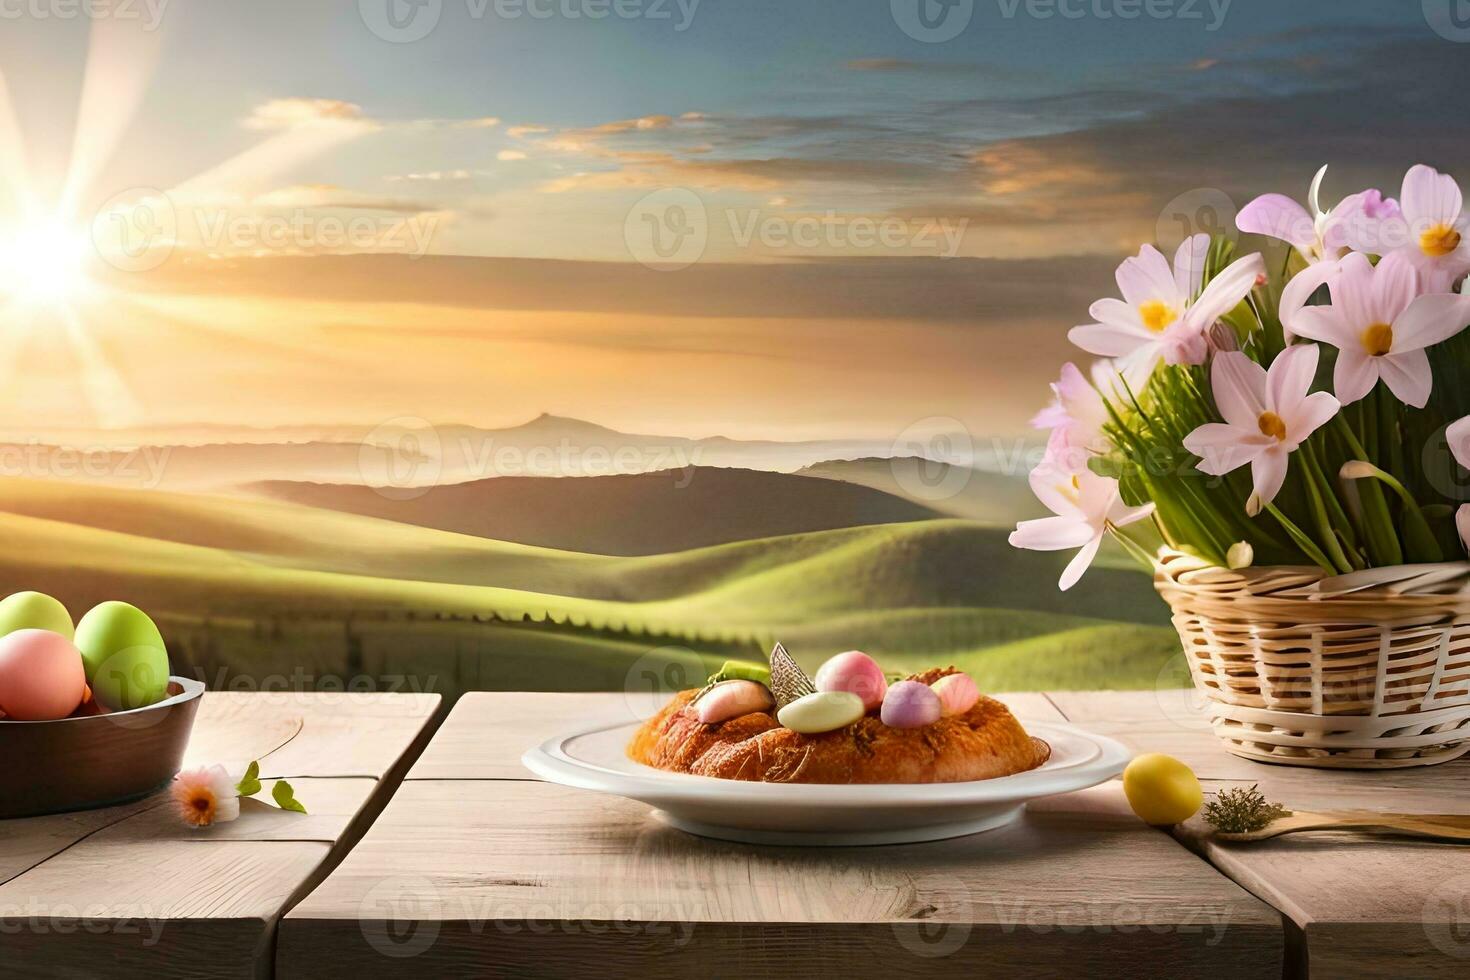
<box><xmin>0</xmin><ymin>478</ymin><xmax>1180</xmax><ymax>698</ymax></box>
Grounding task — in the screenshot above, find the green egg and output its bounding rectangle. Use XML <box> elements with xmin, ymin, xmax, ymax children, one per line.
<box><xmin>0</xmin><ymin>591</ymin><xmax>74</xmax><ymax>640</ymax></box>
<box><xmin>74</xmin><ymin>601</ymin><xmax>169</xmax><ymax>710</ymax></box>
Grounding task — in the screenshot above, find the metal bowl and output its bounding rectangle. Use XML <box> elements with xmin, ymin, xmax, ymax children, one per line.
<box><xmin>0</xmin><ymin>677</ymin><xmax>204</xmax><ymax>819</ymax></box>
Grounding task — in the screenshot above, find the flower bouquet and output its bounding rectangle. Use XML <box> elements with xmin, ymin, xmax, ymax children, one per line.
<box><xmin>1011</xmin><ymin>164</ymin><xmax>1470</xmax><ymax>768</ymax></box>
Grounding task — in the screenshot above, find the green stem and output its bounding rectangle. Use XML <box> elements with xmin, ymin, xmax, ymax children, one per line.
<box><xmin>1345</xmin><ymin>462</ymin><xmax>1443</xmax><ymax>564</ymax></box>
<box><xmin>1297</xmin><ymin>455</ymin><xmax>1353</xmax><ymax>574</ymax></box>
<box><xmin>1264</xmin><ymin>502</ymin><xmax>1338</xmax><ymax>573</ymax></box>
<box><xmin>1108</xmin><ymin>524</ymin><xmax>1158</xmax><ymax>571</ymax></box>
<box><xmin>1334</xmin><ymin>415</ymin><xmax>1403</xmax><ymax>566</ymax></box>
<box><xmin>1300</xmin><ymin>439</ymin><xmax>1364</xmax><ymax>569</ymax></box>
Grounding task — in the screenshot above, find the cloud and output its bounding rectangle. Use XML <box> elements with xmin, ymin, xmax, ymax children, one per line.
<box><xmin>455</xmin><ymin>116</ymin><xmax>501</xmax><ymax>129</ymax></box>
<box><xmin>250</xmin><ymin>183</ymin><xmax>441</xmax><ymax>214</ymax></box>
<box><xmin>497</xmin><ymin>150</ymin><xmax>527</xmax><ymax>161</ymax></box>
<box><xmin>243</xmin><ymin>98</ymin><xmax>375</xmax><ymax>132</ymax></box>
<box><xmin>507</xmin><ymin>125</ymin><xmax>550</xmax><ymax>138</ymax></box>
<box><xmin>384</xmin><ymin>169</ymin><xmax>483</xmax><ymax>182</ymax></box>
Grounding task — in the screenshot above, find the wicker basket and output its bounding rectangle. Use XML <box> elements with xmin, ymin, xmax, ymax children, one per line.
<box><xmin>1154</xmin><ymin>549</ymin><xmax>1470</xmax><ymax>769</ymax></box>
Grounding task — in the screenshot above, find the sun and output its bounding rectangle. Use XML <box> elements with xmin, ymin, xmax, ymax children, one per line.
<box><xmin>0</xmin><ymin>216</ymin><xmax>95</xmax><ymax>309</ymax></box>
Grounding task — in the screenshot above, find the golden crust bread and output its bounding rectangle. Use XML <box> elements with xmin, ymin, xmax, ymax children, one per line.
<box><xmin>627</xmin><ymin>667</ymin><xmax>1049</xmax><ymax>784</ymax></box>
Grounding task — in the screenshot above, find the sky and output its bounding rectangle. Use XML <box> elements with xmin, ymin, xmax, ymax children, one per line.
<box><xmin>0</xmin><ymin>0</ymin><xmax>1467</xmax><ymax>441</ymax></box>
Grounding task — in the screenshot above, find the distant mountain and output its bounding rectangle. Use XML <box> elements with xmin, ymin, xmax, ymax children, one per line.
<box><xmin>248</xmin><ymin>466</ymin><xmax>942</xmax><ymax>556</ymax></box>
<box><xmin>796</xmin><ymin>457</ymin><xmax>1042</xmax><ymax>526</ymax></box>
<box><xmin>0</xmin><ymin>414</ymin><xmax>986</xmax><ymax>491</ymax></box>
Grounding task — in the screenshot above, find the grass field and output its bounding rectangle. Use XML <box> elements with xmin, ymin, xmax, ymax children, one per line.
<box><xmin>0</xmin><ymin>478</ymin><xmax>1182</xmax><ymax>698</ymax></box>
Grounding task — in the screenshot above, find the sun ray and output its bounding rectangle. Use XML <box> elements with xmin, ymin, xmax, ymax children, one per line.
<box><xmin>59</xmin><ymin>305</ymin><xmax>141</xmax><ymax>428</ymax></box>
<box><xmin>0</xmin><ymin>69</ymin><xmax>39</xmax><ymax>221</ymax></box>
<box><xmin>58</xmin><ymin>17</ymin><xmax>167</xmax><ymax>223</ymax></box>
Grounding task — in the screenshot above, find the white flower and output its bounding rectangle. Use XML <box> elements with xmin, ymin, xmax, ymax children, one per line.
<box><xmin>1070</xmin><ymin>233</ymin><xmax>1265</xmax><ymax>382</ymax></box>
<box><xmin>1182</xmin><ymin>345</ymin><xmax>1340</xmax><ymax>514</ymax></box>
<box><xmin>1346</xmin><ymin>164</ymin><xmax>1470</xmax><ymax>292</ymax></box>
<box><xmin>1009</xmin><ymin>465</ymin><xmax>1153</xmax><ymax>591</ymax></box>
<box><xmin>1290</xmin><ymin>252</ymin><xmax>1470</xmax><ymax>407</ymax></box>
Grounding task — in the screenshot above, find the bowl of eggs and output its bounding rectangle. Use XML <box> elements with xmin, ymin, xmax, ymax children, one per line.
<box><xmin>0</xmin><ymin>590</ymin><xmax>203</xmax><ymax>819</ymax></box>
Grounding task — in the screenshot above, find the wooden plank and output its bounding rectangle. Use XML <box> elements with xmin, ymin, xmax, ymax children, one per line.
<box><xmin>2</xmin><ymin>692</ymin><xmax>439</xmax><ymax>978</ymax></box>
<box><xmin>409</xmin><ymin>690</ymin><xmax>1064</xmax><ymax>780</ymax></box>
<box><xmin>1053</xmin><ymin>690</ymin><xmax>1470</xmax><ymax>977</ymax></box>
<box><xmin>185</xmin><ymin>691</ymin><xmax>441</xmax><ymax>778</ymax></box>
<box><xmin>285</xmin><ymin>692</ymin><xmax>1280</xmax><ymax>978</ymax></box>
<box><xmin>0</xmin><ymin>839</ymin><xmax>330</xmax><ymax>979</ymax></box>
<box><xmin>1176</xmin><ymin>775</ymin><xmax>1470</xmax><ymax>979</ymax></box>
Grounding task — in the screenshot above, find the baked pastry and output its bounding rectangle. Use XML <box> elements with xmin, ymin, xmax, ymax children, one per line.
<box><xmin>628</xmin><ymin>656</ymin><xmax>1049</xmax><ymax>784</ymax></box>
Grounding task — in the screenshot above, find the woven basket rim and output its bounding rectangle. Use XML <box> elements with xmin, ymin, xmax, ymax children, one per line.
<box><xmin>1152</xmin><ymin>548</ymin><xmax>1470</xmax><ymax>614</ymax></box>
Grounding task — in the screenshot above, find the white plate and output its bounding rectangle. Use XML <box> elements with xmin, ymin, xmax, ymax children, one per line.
<box><xmin>522</xmin><ymin>715</ymin><xmax>1130</xmax><ymax>846</ymax></box>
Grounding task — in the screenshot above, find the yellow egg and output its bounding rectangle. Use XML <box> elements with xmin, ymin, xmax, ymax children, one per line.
<box><xmin>1122</xmin><ymin>753</ymin><xmax>1202</xmax><ymax>826</ymax></box>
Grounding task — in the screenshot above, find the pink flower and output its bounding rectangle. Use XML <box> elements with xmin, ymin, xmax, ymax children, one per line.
<box><xmin>1237</xmin><ymin>165</ymin><xmax>1386</xmax><ymax>263</ymax></box>
<box><xmin>1009</xmin><ymin>465</ymin><xmax>1153</xmax><ymax>591</ymax></box>
<box><xmin>1346</xmin><ymin>164</ymin><xmax>1470</xmax><ymax>291</ymax></box>
<box><xmin>171</xmin><ymin>765</ymin><xmax>240</xmax><ymax>828</ymax></box>
<box><xmin>1070</xmin><ymin>233</ymin><xmax>1265</xmax><ymax>381</ymax></box>
<box><xmin>1031</xmin><ymin>361</ymin><xmax>1114</xmax><ymax>474</ymax></box>
<box><xmin>1448</xmin><ymin>415</ymin><xmax>1470</xmax><ymax>471</ymax></box>
<box><xmin>1182</xmin><ymin>345</ymin><xmax>1340</xmax><ymax>514</ymax></box>
<box><xmin>1290</xmin><ymin>252</ymin><xmax>1470</xmax><ymax>407</ymax></box>
<box><xmin>1237</xmin><ymin>166</ymin><xmax>1401</xmax><ymax>340</ymax></box>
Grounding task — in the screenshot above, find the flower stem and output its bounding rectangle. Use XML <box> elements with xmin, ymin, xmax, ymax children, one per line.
<box><xmin>1264</xmin><ymin>502</ymin><xmax>1338</xmax><ymax>574</ymax></box>
<box><xmin>1334</xmin><ymin>415</ymin><xmax>1403</xmax><ymax>566</ymax></box>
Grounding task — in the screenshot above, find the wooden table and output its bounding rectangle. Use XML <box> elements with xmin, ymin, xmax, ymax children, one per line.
<box><xmin>0</xmin><ymin>691</ymin><xmax>440</xmax><ymax>978</ymax></box>
<box><xmin>1053</xmin><ymin>691</ymin><xmax>1470</xmax><ymax>978</ymax></box>
<box><xmin>280</xmin><ymin>692</ymin><xmax>1284</xmax><ymax>978</ymax></box>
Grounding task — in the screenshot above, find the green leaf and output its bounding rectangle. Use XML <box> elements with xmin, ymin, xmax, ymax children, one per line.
<box><xmin>235</xmin><ymin>761</ymin><xmax>261</xmax><ymax>798</ymax></box>
<box><xmin>271</xmin><ymin>779</ymin><xmax>307</xmax><ymax>814</ymax></box>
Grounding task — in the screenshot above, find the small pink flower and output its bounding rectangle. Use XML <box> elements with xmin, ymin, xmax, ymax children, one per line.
<box><xmin>1009</xmin><ymin>465</ymin><xmax>1153</xmax><ymax>591</ymax></box>
<box><xmin>1237</xmin><ymin>167</ymin><xmax>1401</xmax><ymax>341</ymax></box>
<box><xmin>1031</xmin><ymin>361</ymin><xmax>1113</xmax><ymax>474</ymax></box>
<box><xmin>1182</xmin><ymin>345</ymin><xmax>1340</xmax><ymax>514</ymax></box>
<box><xmin>1070</xmin><ymin>234</ymin><xmax>1265</xmax><ymax>381</ymax></box>
<box><xmin>1346</xmin><ymin>165</ymin><xmax>1470</xmax><ymax>291</ymax></box>
<box><xmin>1448</xmin><ymin>415</ymin><xmax>1470</xmax><ymax>471</ymax></box>
<box><xmin>1290</xmin><ymin>252</ymin><xmax>1470</xmax><ymax>407</ymax></box>
<box><xmin>171</xmin><ymin>765</ymin><xmax>240</xmax><ymax>828</ymax></box>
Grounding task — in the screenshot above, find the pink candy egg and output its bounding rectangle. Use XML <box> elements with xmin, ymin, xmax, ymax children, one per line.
<box><xmin>881</xmin><ymin>680</ymin><xmax>941</xmax><ymax>729</ymax></box>
<box><xmin>814</xmin><ymin>650</ymin><xmax>888</xmax><ymax>711</ymax></box>
<box><xmin>0</xmin><ymin>629</ymin><xmax>86</xmax><ymax>721</ymax></box>
<box><xmin>695</xmin><ymin>680</ymin><xmax>774</xmax><ymax>724</ymax></box>
<box><xmin>930</xmin><ymin>672</ymin><xmax>980</xmax><ymax>716</ymax></box>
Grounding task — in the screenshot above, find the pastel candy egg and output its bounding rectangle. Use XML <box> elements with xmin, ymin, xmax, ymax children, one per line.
<box><xmin>930</xmin><ymin>673</ymin><xmax>980</xmax><ymax>717</ymax></box>
<box><xmin>813</xmin><ymin>650</ymin><xmax>887</xmax><ymax>711</ymax></box>
<box><xmin>74</xmin><ymin>601</ymin><xmax>169</xmax><ymax>710</ymax></box>
<box><xmin>777</xmin><ymin>690</ymin><xmax>865</xmax><ymax>734</ymax></box>
<box><xmin>0</xmin><ymin>629</ymin><xmax>86</xmax><ymax>720</ymax></box>
<box><xmin>881</xmin><ymin>680</ymin><xmax>941</xmax><ymax>729</ymax></box>
<box><xmin>0</xmin><ymin>591</ymin><xmax>74</xmax><ymax>641</ymax></box>
<box><xmin>695</xmin><ymin>679</ymin><xmax>775</xmax><ymax>724</ymax></box>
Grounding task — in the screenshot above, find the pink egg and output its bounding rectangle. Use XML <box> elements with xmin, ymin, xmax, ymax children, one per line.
<box><xmin>930</xmin><ymin>672</ymin><xmax>981</xmax><ymax>716</ymax></box>
<box><xmin>814</xmin><ymin>650</ymin><xmax>888</xmax><ymax>711</ymax></box>
<box><xmin>881</xmin><ymin>680</ymin><xmax>942</xmax><ymax>729</ymax></box>
<box><xmin>0</xmin><ymin>629</ymin><xmax>86</xmax><ymax>721</ymax></box>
